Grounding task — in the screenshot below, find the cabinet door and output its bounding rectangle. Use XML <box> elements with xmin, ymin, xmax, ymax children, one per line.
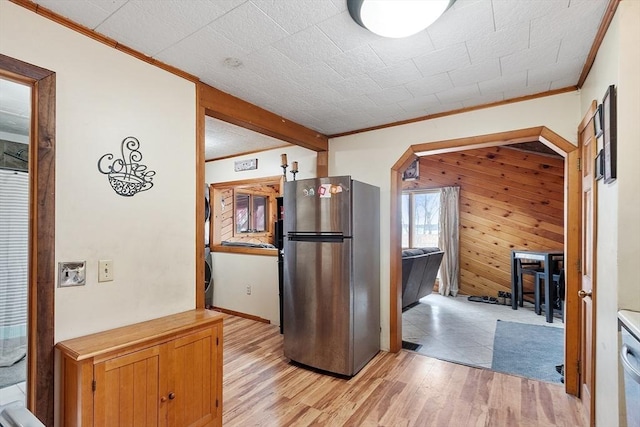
<box><xmin>167</xmin><ymin>326</ymin><xmax>220</xmax><ymax>427</ymax></box>
<box><xmin>94</xmin><ymin>346</ymin><xmax>161</xmax><ymax>427</ymax></box>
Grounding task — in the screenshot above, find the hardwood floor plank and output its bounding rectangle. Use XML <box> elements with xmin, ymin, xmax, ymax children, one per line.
<box><xmin>220</xmin><ymin>313</ymin><xmax>586</xmax><ymax>426</ymax></box>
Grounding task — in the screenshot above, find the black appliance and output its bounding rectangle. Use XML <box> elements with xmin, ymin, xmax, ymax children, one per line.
<box><xmin>275</xmin><ymin>196</ymin><xmax>284</xmax><ymax>333</ymax></box>
<box><xmin>204</xmin><ymin>184</ymin><xmax>213</xmax><ymax>307</ymax></box>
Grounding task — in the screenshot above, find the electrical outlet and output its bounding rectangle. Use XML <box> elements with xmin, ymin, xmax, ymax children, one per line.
<box><xmin>58</xmin><ymin>262</ymin><xmax>86</xmax><ymax>287</ymax></box>
<box><xmin>246</xmin><ymin>285</ymin><xmax>251</xmax><ymax>295</ymax></box>
<box><xmin>98</xmin><ymin>260</ymin><xmax>113</xmax><ymax>282</ymax></box>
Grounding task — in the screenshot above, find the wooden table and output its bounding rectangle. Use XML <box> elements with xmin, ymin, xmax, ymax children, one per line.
<box><xmin>511</xmin><ymin>249</ymin><xmax>564</xmax><ymax>322</ymax></box>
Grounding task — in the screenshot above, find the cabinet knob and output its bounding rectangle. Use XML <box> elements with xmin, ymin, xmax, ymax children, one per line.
<box><xmin>168</xmin><ymin>392</ymin><xmax>176</xmax><ymax>400</ymax></box>
<box><xmin>160</xmin><ymin>396</ymin><xmax>167</xmax><ymax>403</ymax></box>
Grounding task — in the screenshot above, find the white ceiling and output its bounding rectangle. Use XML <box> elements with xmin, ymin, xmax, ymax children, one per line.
<box><xmin>2</xmin><ymin>0</ymin><xmax>609</xmax><ymax>159</ymax></box>
<box><xmin>205</xmin><ymin>116</ymin><xmax>289</xmax><ymax>160</ymax></box>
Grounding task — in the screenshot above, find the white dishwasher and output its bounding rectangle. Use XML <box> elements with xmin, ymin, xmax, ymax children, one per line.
<box><xmin>619</xmin><ymin>310</ymin><xmax>640</xmax><ymax>427</ymax></box>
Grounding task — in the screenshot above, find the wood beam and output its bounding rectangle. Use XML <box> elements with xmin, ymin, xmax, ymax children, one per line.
<box><xmin>316</xmin><ymin>151</ymin><xmax>329</xmax><ymax>177</ymax></box>
<box><xmin>199</xmin><ymin>83</ymin><xmax>328</xmax><ymax>153</ymax></box>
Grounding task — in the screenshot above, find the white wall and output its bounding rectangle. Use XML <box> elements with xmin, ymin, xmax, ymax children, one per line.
<box><xmin>614</xmin><ymin>1</ymin><xmax>640</xmax><ymax>313</ymax></box>
<box><xmin>580</xmin><ymin>2</ymin><xmax>640</xmax><ymax>425</ymax></box>
<box><xmin>205</xmin><ymin>144</ymin><xmax>318</xmax><ymax>183</ymax></box>
<box><xmin>211</xmin><ymin>253</ymin><xmax>279</xmax><ymax>324</ymax></box>
<box><xmin>329</xmin><ymin>92</ymin><xmax>581</xmax><ymax>351</ymax></box>
<box><xmin>0</xmin><ymin>2</ymin><xmax>197</xmax><ymax>341</ymax></box>
<box><xmin>205</xmin><ymin>144</ymin><xmax>318</xmax><ymax>325</ymax></box>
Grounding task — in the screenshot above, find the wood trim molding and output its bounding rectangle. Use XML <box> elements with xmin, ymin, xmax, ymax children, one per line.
<box><xmin>577</xmin><ymin>0</ymin><xmax>620</xmax><ymax>87</ymax></box>
<box><xmin>211</xmin><ymin>175</ymin><xmax>282</xmax><ymax>189</ymax></box>
<box><xmin>411</xmin><ymin>126</ymin><xmax>545</xmax><ymax>156</ymax></box>
<box><xmin>9</xmin><ymin>0</ymin><xmax>200</xmax><ymax>83</ymax></box>
<box><xmin>330</xmin><ymin>88</ymin><xmax>576</xmax><ymax>138</ymax></box>
<box><xmin>211</xmin><ymin>245</ymin><xmax>278</xmax><ymax>257</ymax></box>
<box><xmin>196</xmin><ymin>102</ymin><xmax>205</xmax><ymax>309</ymax></box>
<box><xmin>389</xmin><ymin>126</ymin><xmax>580</xmax><ymax>399</ymax></box>
<box><xmin>0</xmin><ymin>53</ymin><xmax>56</xmax><ymax>427</ymax></box>
<box><xmin>206</xmin><ymin>143</ymin><xmax>290</xmax><ymax>162</ymax></box>
<box><xmin>209</xmin><ymin>307</ymin><xmax>270</xmax><ymax>324</ymax></box>
<box><xmin>198</xmin><ymin>83</ymin><xmax>328</xmax><ymax>153</ymax></box>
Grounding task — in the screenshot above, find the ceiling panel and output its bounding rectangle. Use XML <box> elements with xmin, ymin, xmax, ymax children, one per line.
<box><xmin>2</xmin><ymin>0</ymin><xmax>610</xmax><ymax>158</ymax></box>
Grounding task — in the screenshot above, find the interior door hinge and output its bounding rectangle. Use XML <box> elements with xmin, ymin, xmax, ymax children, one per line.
<box><xmin>216</xmin><ymin>399</ymin><xmax>219</xmax><ymax>408</ymax></box>
<box><xmin>577</xmin><ymin>158</ymin><xmax>582</xmax><ymax>171</ymax></box>
<box><xmin>216</xmin><ymin>337</ymin><xmax>219</xmax><ymax>346</ymax></box>
<box><xmin>576</xmin><ymin>258</ymin><xmax>582</xmax><ymax>274</ymax></box>
<box><xmin>92</xmin><ymin>380</ymin><xmax>96</xmax><ymax>392</ymax></box>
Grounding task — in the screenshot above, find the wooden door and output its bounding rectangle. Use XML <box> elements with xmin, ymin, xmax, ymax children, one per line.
<box><xmin>167</xmin><ymin>326</ymin><xmax>221</xmax><ymax>427</ymax></box>
<box><xmin>94</xmin><ymin>346</ymin><xmax>161</xmax><ymax>427</ymax></box>
<box><xmin>579</xmin><ymin>102</ymin><xmax>597</xmax><ymax>425</ymax></box>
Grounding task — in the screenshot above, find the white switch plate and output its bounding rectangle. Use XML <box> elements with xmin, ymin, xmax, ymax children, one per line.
<box><xmin>98</xmin><ymin>260</ymin><xmax>113</xmax><ymax>282</ymax></box>
<box><xmin>58</xmin><ymin>262</ymin><xmax>86</xmax><ymax>287</ymax></box>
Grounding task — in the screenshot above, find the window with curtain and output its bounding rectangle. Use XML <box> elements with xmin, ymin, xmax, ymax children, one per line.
<box><xmin>401</xmin><ymin>189</ymin><xmax>441</xmax><ymax>248</ymax></box>
<box><xmin>235</xmin><ymin>192</ymin><xmax>268</xmax><ymax>234</ymax></box>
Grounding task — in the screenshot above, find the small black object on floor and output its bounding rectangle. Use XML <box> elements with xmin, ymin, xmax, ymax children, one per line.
<box><xmin>402</xmin><ymin>341</ymin><xmax>422</xmax><ymax>351</ymax></box>
<box><xmin>467</xmin><ymin>295</ymin><xmax>498</xmax><ymax>304</ymax></box>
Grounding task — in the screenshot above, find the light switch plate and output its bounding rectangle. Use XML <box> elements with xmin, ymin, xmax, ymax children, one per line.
<box><xmin>98</xmin><ymin>260</ymin><xmax>113</xmax><ymax>282</ymax></box>
<box><xmin>58</xmin><ymin>262</ymin><xmax>86</xmax><ymax>287</ymax></box>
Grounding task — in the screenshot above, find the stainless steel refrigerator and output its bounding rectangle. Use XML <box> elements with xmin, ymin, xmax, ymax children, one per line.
<box><xmin>283</xmin><ymin>176</ymin><xmax>380</xmax><ymax>376</ymax></box>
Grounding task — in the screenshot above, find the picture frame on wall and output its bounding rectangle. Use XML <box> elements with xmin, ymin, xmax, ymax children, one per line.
<box><xmin>595</xmin><ymin>148</ymin><xmax>604</xmax><ymax>181</ymax></box>
<box><xmin>602</xmin><ymin>84</ymin><xmax>617</xmax><ymax>183</ymax></box>
<box><xmin>402</xmin><ymin>158</ymin><xmax>419</xmax><ymax>181</ymax></box>
<box><xmin>593</xmin><ymin>103</ymin><xmax>603</xmax><ymax>137</ymax></box>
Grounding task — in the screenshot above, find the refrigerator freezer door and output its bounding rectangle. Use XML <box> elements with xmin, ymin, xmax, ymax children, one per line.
<box><xmin>283</xmin><ymin>238</ymin><xmax>353</xmax><ymax>375</ymax></box>
<box><xmin>284</xmin><ymin>176</ymin><xmax>352</xmax><ymax>235</ymax></box>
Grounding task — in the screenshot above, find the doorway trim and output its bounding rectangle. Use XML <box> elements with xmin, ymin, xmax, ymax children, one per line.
<box><xmin>389</xmin><ymin>126</ymin><xmax>580</xmax><ymax>396</ymax></box>
<box><xmin>0</xmin><ymin>54</ymin><xmax>55</xmax><ymax>425</ymax></box>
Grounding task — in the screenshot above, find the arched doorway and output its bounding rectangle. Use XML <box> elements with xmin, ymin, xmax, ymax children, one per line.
<box><xmin>389</xmin><ymin>126</ymin><xmax>581</xmax><ymax>395</ymax></box>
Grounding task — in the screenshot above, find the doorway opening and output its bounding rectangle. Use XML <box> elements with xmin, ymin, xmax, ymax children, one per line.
<box><xmin>0</xmin><ymin>54</ymin><xmax>56</xmax><ymax>426</ymax></box>
<box><xmin>400</xmin><ymin>143</ymin><xmax>565</xmax><ymax>378</ymax></box>
<box><xmin>390</xmin><ymin>126</ymin><xmax>581</xmax><ymax>395</ymax></box>
<box><xmin>0</xmin><ymin>77</ymin><xmax>31</xmax><ymax>397</ymax></box>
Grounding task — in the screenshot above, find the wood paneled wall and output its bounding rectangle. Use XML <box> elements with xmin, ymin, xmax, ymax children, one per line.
<box><xmin>402</xmin><ymin>146</ymin><xmax>565</xmax><ymax>298</ymax></box>
<box><xmin>213</xmin><ymin>184</ymin><xmax>278</xmax><ymax>245</ymax></box>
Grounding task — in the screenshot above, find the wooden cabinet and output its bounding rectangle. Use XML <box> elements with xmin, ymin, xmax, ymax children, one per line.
<box><xmin>56</xmin><ymin>310</ymin><xmax>224</xmax><ymax>427</ymax></box>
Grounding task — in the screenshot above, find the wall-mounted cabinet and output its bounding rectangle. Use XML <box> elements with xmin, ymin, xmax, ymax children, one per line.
<box><xmin>56</xmin><ymin>310</ymin><xmax>224</xmax><ymax>427</ymax></box>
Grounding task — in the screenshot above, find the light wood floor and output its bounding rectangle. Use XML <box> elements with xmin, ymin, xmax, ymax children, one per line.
<box><xmin>221</xmin><ymin>314</ymin><xmax>586</xmax><ymax>427</ymax></box>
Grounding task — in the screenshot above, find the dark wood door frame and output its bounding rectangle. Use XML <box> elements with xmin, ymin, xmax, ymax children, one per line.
<box><xmin>0</xmin><ymin>54</ymin><xmax>55</xmax><ymax>426</ymax></box>
<box><xmin>389</xmin><ymin>126</ymin><xmax>581</xmax><ymax>396</ymax></box>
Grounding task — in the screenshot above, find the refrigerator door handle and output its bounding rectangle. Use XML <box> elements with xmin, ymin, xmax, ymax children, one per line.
<box><xmin>287</xmin><ymin>232</ymin><xmax>346</xmax><ymax>242</ymax></box>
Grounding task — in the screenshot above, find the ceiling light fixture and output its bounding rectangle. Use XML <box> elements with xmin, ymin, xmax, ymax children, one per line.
<box><xmin>347</xmin><ymin>0</ymin><xmax>455</xmax><ymax>39</ymax></box>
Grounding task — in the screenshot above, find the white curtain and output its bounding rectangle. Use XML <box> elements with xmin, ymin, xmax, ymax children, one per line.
<box><xmin>0</xmin><ymin>169</ymin><xmax>29</xmax><ymax>367</ymax></box>
<box><xmin>438</xmin><ymin>186</ymin><xmax>460</xmax><ymax>296</ymax></box>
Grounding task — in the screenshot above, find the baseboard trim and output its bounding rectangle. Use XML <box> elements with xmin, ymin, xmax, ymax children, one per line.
<box><xmin>209</xmin><ymin>306</ymin><xmax>271</xmax><ymax>324</ymax></box>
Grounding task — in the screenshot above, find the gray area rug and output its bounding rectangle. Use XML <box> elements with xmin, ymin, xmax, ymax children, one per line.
<box><xmin>491</xmin><ymin>320</ymin><xmax>564</xmax><ymax>383</ymax></box>
<box><xmin>0</xmin><ymin>357</ymin><xmax>26</xmax><ymax>389</ymax></box>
